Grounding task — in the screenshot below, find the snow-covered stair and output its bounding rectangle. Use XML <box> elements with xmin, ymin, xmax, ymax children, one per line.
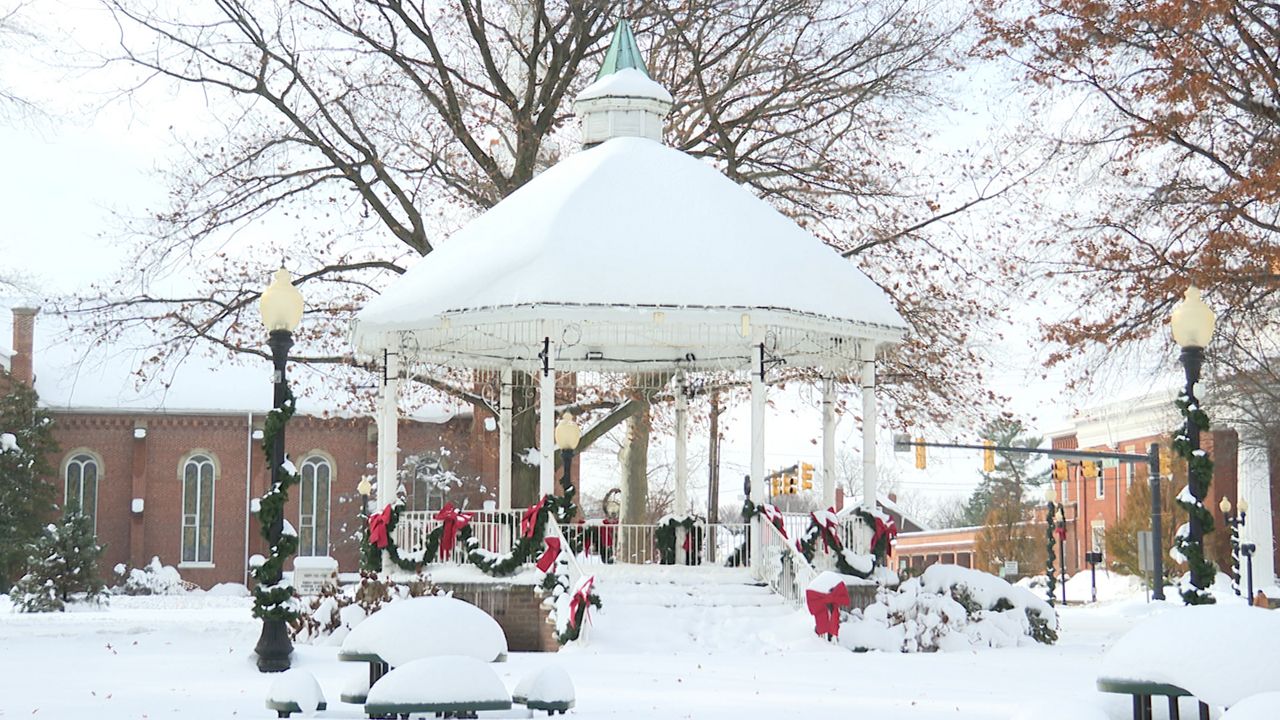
<box><xmin>579</xmin><ymin>565</ymin><xmax>819</xmax><ymax>653</ymax></box>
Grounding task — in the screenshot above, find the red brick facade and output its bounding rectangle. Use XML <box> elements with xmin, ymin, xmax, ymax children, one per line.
<box><xmin>46</xmin><ymin>409</ymin><xmax>494</xmax><ymax>588</ymax></box>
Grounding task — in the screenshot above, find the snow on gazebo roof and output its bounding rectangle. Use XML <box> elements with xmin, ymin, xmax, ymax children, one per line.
<box><xmin>351</xmin><ymin>24</ymin><xmax>907</xmax><ymax>374</ymax></box>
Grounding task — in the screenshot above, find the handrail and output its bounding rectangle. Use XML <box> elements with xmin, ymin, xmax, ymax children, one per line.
<box><xmin>544</xmin><ymin>517</ymin><xmax>591</xmax><ymax>645</ymax></box>
<box><xmin>756</xmin><ymin>516</ymin><xmax>818</xmax><ymax>609</ymax></box>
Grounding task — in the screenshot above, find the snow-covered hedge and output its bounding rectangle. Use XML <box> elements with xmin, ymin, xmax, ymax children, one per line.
<box><xmin>291</xmin><ymin>572</ymin><xmax>436</xmax><ymax>644</ymax></box>
<box><xmin>839</xmin><ymin>564</ymin><xmax>1058</xmax><ymax>652</ymax></box>
<box><xmin>114</xmin><ymin>557</ymin><xmax>188</xmax><ymax>596</ymax></box>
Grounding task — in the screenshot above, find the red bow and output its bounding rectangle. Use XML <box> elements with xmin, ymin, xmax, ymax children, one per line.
<box><xmin>811</xmin><ymin>510</ymin><xmax>843</xmax><ymax>553</ymax></box>
<box><xmin>522</xmin><ymin>497</ymin><xmax>546</xmax><ymax>539</ymax></box>
<box><xmin>368</xmin><ymin>504</ymin><xmax>393</xmax><ymax>549</ymax></box>
<box><xmin>569</xmin><ymin>576</ymin><xmax>596</xmax><ymax>629</ymax></box>
<box><xmin>805</xmin><ymin>582</ymin><xmax>850</xmax><ymax>638</ymax></box>
<box><xmin>1054</xmin><ymin>525</ymin><xmax>1067</xmax><ymax>541</ymax></box>
<box><xmin>760</xmin><ymin>504</ymin><xmax>788</xmax><ymax>539</ymax></box>
<box><xmin>871</xmin><ymin>515</ymin><xmax>898</xmax><ymax>557</ymax></box>
<box><xmin>601</xmin><ymin>518</ymin><xmax>616</xmax><ymax>548</ymax></box>
<box><xmin>434</xmin><ymin>503</ymin><xmax>473</xmax><ymax>559</ymax></box>
<box><xmin>537</xmin><ymin>536</ymin><xmax>562</xmax><ymax>573</ymax></box>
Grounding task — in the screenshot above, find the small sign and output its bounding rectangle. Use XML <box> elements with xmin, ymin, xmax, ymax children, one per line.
<box><xmin>293</xmin><ymin>556</ymin><xmax>339</xmax><ymax>595</ymax></box>
<box><xmin>1085</xmin><ymin>551</ymin><xmax>1103</xmax><ymax>564</ymax></box>
<box><xmin>1137</xmin><ymin>531</ymin><xmax>1153</xmax><ymax>573</ymax></box>
<box><xmin>1002</xmin><ymin>560</ymin><xmax>1018</xmax><ymax>577</ymax></box>
<box><xmin>1102</xmin><ymin>458</ymin><xmax>1120</xmax><ymax>470</ymax></box>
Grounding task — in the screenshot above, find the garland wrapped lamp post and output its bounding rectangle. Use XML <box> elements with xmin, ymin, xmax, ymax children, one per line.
<box><xmin>254</xmin><ymin>268</ymin><xmax>304</xmax><ymax>672</ymax></box>
<box><xmin>553</xmin><ymin>415</ymin><xmax>581</xmax><ymax>525</ymax></box>
<box><xmin>1170</xmin><ymin>286</ymin><xmax>1218</xmax><ymax>605</ymax></box>
<box><xmin>1219</xmin><ymin>496</ymin><xmax>1247</xmax><ymax>597</ymax></box>
<box><xmin>1044</xmin><ymin>484</ymin><xmax>1059</xmax><ymax>607</ymax></box>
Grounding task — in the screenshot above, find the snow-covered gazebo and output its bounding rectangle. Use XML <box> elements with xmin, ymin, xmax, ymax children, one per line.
<box><xmin>351</xmin><ymin>20</ymin><xmax>908</xmax><ymax>567</ymax></box>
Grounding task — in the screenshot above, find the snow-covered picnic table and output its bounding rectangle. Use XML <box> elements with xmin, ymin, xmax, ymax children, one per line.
<box><xmin>337</xmin><ymin>596</ymin><xmax>509</xmax><ymax>704</ymax></box>
<box><xmin>1097</xmin><ymin>604</ymin><xmax>1280</xmax><ymax>718</ymax></box>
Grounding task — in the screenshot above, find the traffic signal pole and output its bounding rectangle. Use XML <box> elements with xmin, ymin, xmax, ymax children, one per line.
<box><xmin>895</xmin><ymin>437</ymin><xmax>1165</xmax><ymax>600</ymax></box>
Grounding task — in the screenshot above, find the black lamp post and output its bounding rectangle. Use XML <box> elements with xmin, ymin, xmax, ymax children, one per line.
<box><xmin>255</xmin><ymin>268</ymin><xmax>303</xmax><ymax>673</ymax></box>
<box><xmin>1219</xmin><ymin>496</ymin><xmax>1247</xmax><ymax>597</ymax></box>
<box><xmin>1241</xmin><ymin>542</ymin><xmax>1257</xmax><ymax>605</ymax></box>
<box><xmin>1170</xmin><ymin>286</ymin><xmax>1218</xmax><ymax>602</ymax></box>
<box><xmin>554</xmin><ymin>414</ymin><xmax>581</xmax><ymax>522</ymax></box>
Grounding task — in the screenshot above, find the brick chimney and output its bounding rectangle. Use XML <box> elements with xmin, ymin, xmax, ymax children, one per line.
<box><xmin>10</xmin><ymin>307</ymin><xmax>37</xmax><ymax>386</ymax></box>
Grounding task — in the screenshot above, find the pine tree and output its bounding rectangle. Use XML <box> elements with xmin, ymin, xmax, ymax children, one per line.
<box><xmin>9</xmin><ymin>504</ymin><xmax>106</xmax><ymax>612</ymax></box>
<box><xmin>970</xmin><ymin>418</ymin><xmax>1050</xmax><ymax>575</ymax></box>
<box><xmin>0</xmin><ymin>372</ymin><xmax>58</xmax><ymax>589</ymax></box>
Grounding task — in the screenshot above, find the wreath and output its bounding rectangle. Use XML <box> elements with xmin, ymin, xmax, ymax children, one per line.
<box><xmin>655</xmin><ymin>515</ymin><xmax>704</xmax><ymax>565</ymax></box>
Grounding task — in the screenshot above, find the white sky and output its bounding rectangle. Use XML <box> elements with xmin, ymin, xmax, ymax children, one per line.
<box><xmin>0</xmin><ymin>1</ymin><xmax>1175</xmax><ymax>514</ymax></box>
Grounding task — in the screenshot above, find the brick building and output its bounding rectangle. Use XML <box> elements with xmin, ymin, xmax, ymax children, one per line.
<box><xmin>896</xmin><ymin>391</ymin><xmax>1274</xmax><ymax>588</ymax></box>
<box><xmin>7</xmin><ymin>308</ymin><xmax>495</xmax><ymax>588</ymax></box>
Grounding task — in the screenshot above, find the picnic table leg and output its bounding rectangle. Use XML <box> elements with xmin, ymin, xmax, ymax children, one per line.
<box><xmin>1143</xmin><ymin>695</ymin><xmax>1153</xmax><ymax>720</ymax></box>
<box><xmin>1198</xmin><ymin>701</ymin><xmax>1209</xmax><ymax>720</ymax></box>
<box><xmin>1168</xmin><ymin>695</ymin><xmax>1180</xmax><ymax>720</ymax></box>
<box><xmin>1131</xmin><ymin>694</ymin><xmax>1142</xmax><ymax>720</ymax></box>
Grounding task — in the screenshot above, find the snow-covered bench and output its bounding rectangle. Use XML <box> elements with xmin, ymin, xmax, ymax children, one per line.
<box><xmin>265</xmin><ymin>669</ymin><xmax>327</xmax><ymax>718</ymax></box>
<box><xmin>513</xmin><ymin>665</ymin><xmax>575</xmax><ymax>715</ymax></box>
<box><xmin>362</xmin><ymin>656</ymin><xmax>511</xmax><ymax>718</ymax></box>
<box><xmin>1095</xmin><ymin>677</ymin><xmax>1207</xmax><ymax>720</ymax></box>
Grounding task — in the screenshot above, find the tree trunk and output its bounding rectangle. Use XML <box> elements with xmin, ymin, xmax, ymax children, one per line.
<box><xmin>619</xmin><ymin>400</ymin><xmax>651</xmax><ymax>526</ymax></box>
<box><xmin>510</xmin><ymin>370</ymin><xmax>539</xmax><ymax>508</ymax></box>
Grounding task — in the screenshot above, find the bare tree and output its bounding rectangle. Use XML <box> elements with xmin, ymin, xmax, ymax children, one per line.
<box><xmin>71</xmin><ymin>0</ymin><xmax>1026</xmax><ymax>505</ymax></box>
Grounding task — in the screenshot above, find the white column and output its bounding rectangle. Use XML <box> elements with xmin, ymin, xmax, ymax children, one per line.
<box><xmin>377</xmin><ymin>350</ymin><xmax>400</xmax><ymax>574</ymax></box>
<box><xmin>539</xmin><ymin>347</ymin><xmax>556</xmax><ymax>499</ymax></box>
<box><xmin>860</xmin><ymin>342</ymin><xmax>877</xmax><ymax>511</ymax></box>
<box><xmin>674</xmin><ymin>372</ymin><xmax>689</xmax><ymax>516</ymax></box>
<box><xmin>498</xmin><ymin>367</ymin><xmax>513</xmax><ymax>511</ymax></box>
<box><xmin>1239</xmin><ymin>443</ymin><xmax>1276</xmax><ymax>590</ymax></box>
<box><xmin>822</xmin><ymin>374</ymin><xmax>837</xmax><ymax>510</ymax></box>
<box><xmin>749</xmin><ymin>344</ymin><xmax>767</xmax><ymax>574</ymax></box>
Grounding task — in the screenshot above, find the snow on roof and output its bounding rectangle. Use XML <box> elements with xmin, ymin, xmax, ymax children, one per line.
<box><xmin>577</xmin><ymin>68</ymin><xmax>673</xmax><ymax>104</ymax></box>
<box><xmin>355</xmin><ymin>137</ymin><xmax>907</xmax><ymax>347</ymax></box>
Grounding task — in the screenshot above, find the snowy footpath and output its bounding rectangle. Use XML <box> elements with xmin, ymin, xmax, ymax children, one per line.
<box><xmin>0</xmin><ymin>571</ymin><xmax>1187</xmax><ymax>719</ymax></box>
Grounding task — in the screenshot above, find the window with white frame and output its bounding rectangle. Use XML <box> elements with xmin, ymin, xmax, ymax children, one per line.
<box><xmin>298</xmin><ymin>455</ymin><xmax>332</xmax><ymax>557</ymax></box>
<box><xmin>1091</xmin><ymin>520</ymin><xmax>1106</xmax><ymax>553</ymax></box>
<box><xmin>181</xmin><ymin>454</ymin><xmax>216</xmax><ymax>564</ymax></box>
<box><xmin>64</xmin><ymin>453</ymin><xmax>100</xmax><ymax>533</ymax></box>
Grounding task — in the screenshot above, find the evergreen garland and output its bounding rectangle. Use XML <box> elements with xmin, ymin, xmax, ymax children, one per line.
<box><xmin>1045</xmin><ymin>503</ymin><xmax>1057</xmax><ymax>607</ymax></box>
<box><xmin>1171</xmin><ymin>390</ymin><xmax>1216</xmax><ymax>605</ymax></box>
<box><xmin>655</xmin><ymin>515</ymin><xmax>700</xmax><ymax>565</ymax></box>
<box><xmin>252</xmin><ymin>386</ymin><xmax>302</xmax><ymax>623</ymax></box>
<box><xmin>795</xmin><ymin>513</ymin><xmax>875</xmax><ymax>580</ymax></box>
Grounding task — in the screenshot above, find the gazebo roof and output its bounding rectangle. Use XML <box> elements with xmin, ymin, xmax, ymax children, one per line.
<box><xmin>352</xmin><ymin>137</ymin><xmax>906</xmax><ymax>372</ymax></box>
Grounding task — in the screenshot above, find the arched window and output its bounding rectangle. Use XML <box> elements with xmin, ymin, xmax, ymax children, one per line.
<box><xmin>298</xmin><ymin>455</ymin><xmax>332</xmax><ymax>557</ymax></box>
<box><xmin>64</xmin><ymin>453</ymin><xmax>100</xmax><ymax>533</ymax></box>
<box><xmin>181</xmin><ymin>453</ymin><xmax>216</xmax><ymax>564</ymax></box>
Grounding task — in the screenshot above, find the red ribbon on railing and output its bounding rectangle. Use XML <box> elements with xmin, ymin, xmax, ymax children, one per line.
<box><xmin>871</xmin><ymin>515</ymin><xmax>898</xmax><ymax>557</ymax></box>
<box><xmin>569</xmin><ymin>575</ymin><xmax>596</xmax><ymax>629</ymax></box>
<box><xmin>368</xmin><ymin>504</ymin><xmax>393</xmax><ymax>549</ymax></box>
<box><xmin>434</xmin><ymin>502</ymin><xmax>473</xmax><ymax>559</ymax></box>
<box><xmin>760</xmin><ymin>504</ymin><xmax>788</xmax><ymax>539</ymax></box>
<box><xmin>805</xmin><ymin>582</ymin><xmax>850</xmax><ymax>638</ymax></box>
<box><xmin>536</xmin><ymin>536</ymin><xmax>562</xmax><ymax>573</ymax></box>
<box><xmin>522</xmin><ymin>497</ymin><xmax>546</xmax><ymax>539</ymax></box>
<box><xmin>811</xmin><ymin>510</ymin><xmax>843</xmax><ymax>553</ymax></box>
<box><xmin>1054</xmin><ymin>525</ymin><xmax>1067</xmax><ymax>541</ymax></box>
<box><xmin>601</xmin><ymin>517</ymin><xmax>616</xmax><ymax>548</ymax></box>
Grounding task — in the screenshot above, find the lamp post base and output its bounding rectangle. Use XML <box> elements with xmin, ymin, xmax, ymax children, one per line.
<box><xmin>255</xmin><ymin>619</ymin><xmax>294</xmax><ymax>673</ymax></box>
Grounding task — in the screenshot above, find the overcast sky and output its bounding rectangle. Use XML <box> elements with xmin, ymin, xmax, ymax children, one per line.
<box><xmin>0</xmin><ymin>1</ymin><xmax>1190</xmax><ymax>513</ymax></box>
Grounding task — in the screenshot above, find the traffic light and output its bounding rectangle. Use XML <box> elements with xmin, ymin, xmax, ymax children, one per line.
<box><xmin>800</xmin><ymin>462</ymin><xmax>814</xmax><ymax>490</ymax></box>
<box><xmin>982</xmin><ymin>440</ymin><xmax>995</xmax><ymax>473</ymax></box>
<box><xmin>1051</xmin><ymin>459</ymin><xmax>1068</xmax><ymax>482</ymax></box>
<box><xmin>770</xmin><ymin>477</ymin><xmax>781</xmax><ymax>497</ymax></box>
<box><xmin>1159</xmin><ymin>446</ymin><xmax>1173</xmax><ymax>476</ymax></box>
<box><xmin>914</xmin><ymin>438</ymin><xmax>926</xmax><ymax>469</ymax></box>
<box><xmin>1082</xmin><ymin>461</ymin><xmax>1097</xmax><ymax>479</ymax></box>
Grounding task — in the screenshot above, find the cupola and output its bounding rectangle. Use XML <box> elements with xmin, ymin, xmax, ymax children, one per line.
<box><xmin>573</xmin><ymin>19</ymin><xmax>673</xmax><ymax>147</ymax></box>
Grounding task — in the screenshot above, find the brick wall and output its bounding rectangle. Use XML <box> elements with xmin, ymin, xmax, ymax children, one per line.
<box><xmin>46</xmin><ymin>409</ymin><xmax>486</xmax><ymax>588</ymax></box>
<box><xmin>439</xmin><ymin>582</ymin><xmax>557</xmax><ymax>652</ymax></box>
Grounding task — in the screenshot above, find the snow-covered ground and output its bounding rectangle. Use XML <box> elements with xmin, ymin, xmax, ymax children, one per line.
<box><xmin>0</xmin><ymin>570</ymin><xmax>1254</xmax><ymax>719</ymax></box>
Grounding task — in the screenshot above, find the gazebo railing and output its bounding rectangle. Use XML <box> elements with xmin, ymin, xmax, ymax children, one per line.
<box><xmin>395</xmin><ymin>512</ymin><xmax>753</xmax><ymax>568</ymax></box>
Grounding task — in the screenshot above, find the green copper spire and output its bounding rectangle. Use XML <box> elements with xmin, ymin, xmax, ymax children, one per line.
<box><xmin>596</xmin><ymin>18</ymin><xmax>649</xmax><ymax>81</ymax></box>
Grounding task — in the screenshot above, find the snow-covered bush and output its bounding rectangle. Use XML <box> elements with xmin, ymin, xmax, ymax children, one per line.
<box><xmin>839</xmin><ymin>564</ymin><xmax>1057</xmax><ymax>653</ymax></box>
<box><xmin>113</xmin><ymin>557</ymin><xmax>187</xmax><ymax>595</ymax></box>
<box><xmin>9</xmin><ymin>508</ymin><xmax>106</xmax><ymax>612</ymax></box>
<box><xmin>290</xmin><ymin>571</ymin><xmax>436</xmax><ymax>644</ymax></box>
